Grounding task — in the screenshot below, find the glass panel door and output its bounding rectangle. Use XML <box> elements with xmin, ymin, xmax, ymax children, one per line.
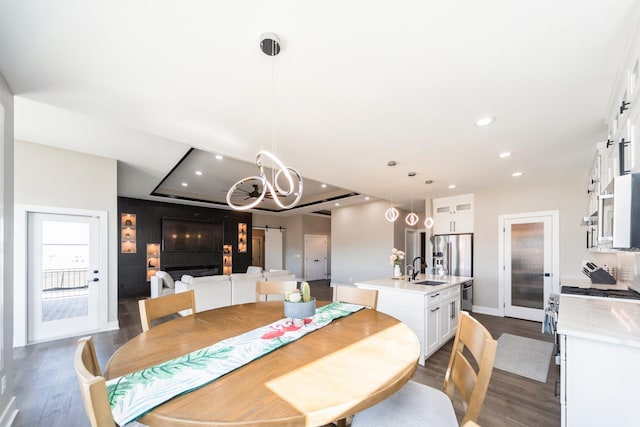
<box><xmin>504</xmin><ymin>214</ymin><xmax>553</xmax><ymax>321</ymax></box>
<box><xmin>510</xmin><ymin>222</ymin><xmax>544</xmax><ymax>309</ymax></box>
<box><xmin>28</xmin><ymin>212</ymin><xmax>100</xmax><ymax>342</ymax></box>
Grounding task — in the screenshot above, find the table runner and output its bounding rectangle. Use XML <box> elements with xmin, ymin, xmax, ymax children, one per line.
<box><xmin>106</xmin><ymin>301</ymin><xmax>364</xmax><ymax>426</ymax></box>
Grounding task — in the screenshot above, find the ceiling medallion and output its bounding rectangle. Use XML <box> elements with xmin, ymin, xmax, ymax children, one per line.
<box><xmin>385</xmin><ymin>207</ymin><xmax>399</xmax><ymax>222</ymax></box>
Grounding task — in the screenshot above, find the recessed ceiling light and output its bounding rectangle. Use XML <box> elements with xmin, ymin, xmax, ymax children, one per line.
<box><xmin>512</xmin><ymin>171</ymin><xmax>523</xmax><ymax>177</ymax></box>
<box><xmin>387</xmin><ymin>160</ymin><xmax>397</xmax><ymax>167</ymax></box>
<box><xmin>335</xmin><ymin>202</ymin><xmax>340</xmax><ymax>206</ymax></box>
<box><xmin>475</xmin><ymin>117</ymin><xmax>495</xmax><ymax>127</ymax></box>
<box><xmin>181</xmin><ymin>182</ymin><xmax>188</xmax><ymax>187</ymax></box>
<box><xmin>321</xmin><ymin>184</ymin><xmax>327</xmax><ymax>188</ymax></box>
<box><xmin>448</xmin><ymin>184</ymin><xmax>456</xmax><ymax>189</ymax></box>
<box><xmin>215</xmin><ymin>154</ymin><xmax>223</xmax><ymax>160</ymax></box>
<box><xmin>498</xmin><ymin>152</ymin><xmax>511</xmax><ymax>158</ymax></box>
<box><xmin>364</xmin><ymin>196</ymin><xmax>370</xmax><ymax>201</ymax></box>
<box><xmin>195</xmin><ymin>170</ymin><xmax>203</xmax><ymax>176</ymax></box>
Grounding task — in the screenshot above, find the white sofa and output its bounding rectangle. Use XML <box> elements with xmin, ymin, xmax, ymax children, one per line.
<box><xmin>150</xmin><ymin>268</ymin><xmax>296</xmax><ymax>310</ymax></box>
<box><xmin>175</xmin><ymin>274</ymin><xmax>232</xmax><ymax>313</ymax></box>
<box><xmin>230</xmin><ymin>273</ymin><xmax>263</xmax><ymax>305</ymax></box>
<box><xmin>150</xmin><ymin>271</ymin><xmax>176</xmax><ymax>298</ymax></box>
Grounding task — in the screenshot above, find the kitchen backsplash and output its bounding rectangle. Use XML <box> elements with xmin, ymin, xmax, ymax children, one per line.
<box><xmin>616</xmin><ymin>252</ymin><xmax>640</xmax><ymax>284</ymax></box>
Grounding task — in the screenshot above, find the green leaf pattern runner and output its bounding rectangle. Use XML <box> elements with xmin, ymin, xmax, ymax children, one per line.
<box><xmin>106</xmin><ymin>302</ymin><xmax>364</xmax><ymax>425</ymax></box>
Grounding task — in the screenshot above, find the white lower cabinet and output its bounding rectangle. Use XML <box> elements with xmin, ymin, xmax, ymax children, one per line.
<box><xmin>426</xmin><ymin>287</ymin><xmax>461</xmax><ymax>359</ymax></box>
<box><xmin>367</xmin><ymin>283</ymin><xmax>461</xmax><ymax>366</ymax></box>
<box><xmin>560</xmin><ymin>334</ymin><xmax>640</xmax><ymax>426</ymax></box>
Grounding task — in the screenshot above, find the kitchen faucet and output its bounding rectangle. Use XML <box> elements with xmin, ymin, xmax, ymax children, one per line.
<box><xmin>411</xmin><ymin>256</ymin><xmax>425</xmax><ymax>281</ymax></box>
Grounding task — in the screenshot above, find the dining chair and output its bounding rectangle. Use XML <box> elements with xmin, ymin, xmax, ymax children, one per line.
<box><xmin>74</xmin><ymin>336</ymin><xmax>147</xmax><ymax>427</ymax></box>
<box><xmin>332</xmin><ymin>285</ymin><xmax>378</xmax><ymax>309</ymax></box>
<box><xmin>352</xmin><ymin>311</ymin><xmax>497</xmax><ymax>427</ymax></box>
<box><xmin>256</xmin><ymin>280</ymin><xmax>297</xmax><ymax>301</ymax></box>
<box><xmin>138</xmin><ymin>289</ymin><xmax>196</xmax><ymax>332</ymax></box>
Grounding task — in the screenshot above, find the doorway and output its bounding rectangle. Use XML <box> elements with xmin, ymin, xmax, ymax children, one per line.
<box><xmin>405</xmin><ymin>229</ymin><xmax>427</xmax><ymax>274</ymax></box>
<box><xmin>304</xmin><ymin>235</ymin><xmax>327</xmax><ymax>281</ymax></box>
<box><xmin>251</xmin><ymin>236</ymin><xmax>265</xmax><ymax>269</ymax></box>
<box><xmin>499</xmin><ymin>211</ymin><xmax>559</xmax><ymax>321</ymax></box>
<box><xmin>27</xmin><ymin>211</ymin><xmax>104</xmax><ymax>343</ymax></box>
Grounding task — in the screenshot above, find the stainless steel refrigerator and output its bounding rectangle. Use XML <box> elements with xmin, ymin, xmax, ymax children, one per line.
<box><xmin>433</xmin><ymin>233</ymin><xmax>473</xmax><ymax>310</ymax></box>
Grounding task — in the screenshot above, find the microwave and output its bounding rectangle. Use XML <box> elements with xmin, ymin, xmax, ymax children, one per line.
<box><xmin>598</xmin><ymin>192</ymin><xmax>614</xmax><ymax>245</ymax></box>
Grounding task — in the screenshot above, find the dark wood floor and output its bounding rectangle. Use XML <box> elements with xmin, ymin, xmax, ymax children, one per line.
<box><xmin>12</xmin><ymin>281</ymin><xmax>560</xmax><ymax>426</ymax></box>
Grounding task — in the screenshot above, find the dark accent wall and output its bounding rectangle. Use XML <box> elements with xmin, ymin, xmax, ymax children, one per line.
<box><xmin>118</xmin><ymin>197</ymin><xmax>252</xmax><ymax>298</ymax></box>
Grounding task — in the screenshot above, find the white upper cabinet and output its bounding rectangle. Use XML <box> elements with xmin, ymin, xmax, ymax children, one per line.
<box><xmin>604</xmin><ymin>19</ymin><xmax>640</xmax><ymax>181</ymax></box>
<box><xmin>432</xmin><ymin>194</ymin><xmax>474</xmax><ymax>235</ymax></box>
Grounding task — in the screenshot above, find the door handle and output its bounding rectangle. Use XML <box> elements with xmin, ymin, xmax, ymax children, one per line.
<box><xmin>544</xmin><ymin>273</ymin><xmax>551</xmax><ymax>277</ymax></box>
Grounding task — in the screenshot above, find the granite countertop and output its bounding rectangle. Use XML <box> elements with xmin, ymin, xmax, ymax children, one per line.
<box><xmin>355</xmin><ymin>274</ymin><xmax>472</xmax><ymax>295</ymax></box>
<box><xmin>557</xmin><ymin>295</ymin><xmax>640</xmax><ymax>348</ymax></box>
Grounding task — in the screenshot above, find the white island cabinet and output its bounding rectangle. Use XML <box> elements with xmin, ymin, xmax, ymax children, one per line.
<box><xmin>355</xmin><ymin>275</ymin><xmax>468</xmax><ymax>365</ymax></box>
<box><xmin>557</xmin><ymin>295</ymin><xmax>640</xmax><ymax>427</ymax></box>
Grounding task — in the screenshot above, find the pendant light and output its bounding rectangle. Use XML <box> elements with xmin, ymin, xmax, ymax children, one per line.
<box><xmin>226</xmin><ymin>33</ymin><xmax>303</xmax><ymax>211</ymax></box>
<box><xmin>385</xmin><ymin>205</ymin><xmax>399</xmax><ymax>222</ymax></box>
<box><xmin>405</xmin><ymin>174</ymin><xmax>419</xmax><ymax>226</ymax></box>
<box><xmin>384</xmin><ymin>160</ymin><xmax>399</xmax><ymax>222</ymax></box>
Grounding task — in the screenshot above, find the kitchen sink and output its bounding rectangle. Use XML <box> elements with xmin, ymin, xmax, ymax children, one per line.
<box><xmin>412</xmin><ymin>280</ymin><xmax>446</xmax><ymax>286</ymax></box>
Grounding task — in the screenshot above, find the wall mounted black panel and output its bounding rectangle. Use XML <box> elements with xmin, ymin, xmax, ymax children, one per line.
<box><xmin>118</xmin><ymin>197</ymin><xmax>252</xmax><ymax>298</ymax></box>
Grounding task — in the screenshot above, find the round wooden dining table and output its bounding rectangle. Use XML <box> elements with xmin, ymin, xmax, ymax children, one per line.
<box><xmin>105</xmin><ymin>301</ymin><xmax>420</xmax><ymax>427</ymax></box>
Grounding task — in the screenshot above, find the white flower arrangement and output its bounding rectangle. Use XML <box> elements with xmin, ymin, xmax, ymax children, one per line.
<box><xmin>389</xmin><ymin>248</ymin><xmax>405</xmax><ymax>266</ymax></box>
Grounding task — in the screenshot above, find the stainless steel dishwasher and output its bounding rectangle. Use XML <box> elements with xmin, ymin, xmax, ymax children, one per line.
<box><xmin>461</xmin><ymin>280</ymin><xmax>473</xmax><ymax>311</ymax></box>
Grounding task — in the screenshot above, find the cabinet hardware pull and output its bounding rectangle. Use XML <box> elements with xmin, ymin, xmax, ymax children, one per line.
<box><xmin>430</xmin><ymin>307</ymin><xmax>440</xmax><ymax>312</ymax></box>
<box><xmin>620</xmin><ymin>100</ymin><xmax>630</xmax><ymax>114</ymax></box>
<box><xmin>430</xmin><ymin>293</ymin><xmax>440</xmax><ymax>298</ymax></box>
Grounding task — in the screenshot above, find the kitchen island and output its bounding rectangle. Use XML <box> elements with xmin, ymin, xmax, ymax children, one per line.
<box><xmin>355</xmin><ymin>274</ymin><xmax>472</xmax><ymax>365</ymax></box>
<box><xmin>557</xmin><ymin>294</ymin><xmax>640</xmax><ymax>427</ymax></box>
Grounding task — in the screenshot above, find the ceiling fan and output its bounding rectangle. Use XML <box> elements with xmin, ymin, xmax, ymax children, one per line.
<box><xmin>240</xmin><ymin>184</ymin><xmax>273</xmax><ymax>200</ymax></box>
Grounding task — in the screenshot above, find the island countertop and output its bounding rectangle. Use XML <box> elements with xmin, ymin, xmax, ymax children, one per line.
<box><xmin>355</xmin><ymin>274</ymin><xmax>473</xmax><ymax>295</ymax></box>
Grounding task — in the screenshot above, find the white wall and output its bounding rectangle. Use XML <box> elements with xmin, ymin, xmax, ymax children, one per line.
<box><xmin>0</xmin><ymin>72</ymin><xmax>17</xmax><ymax>426</ymax></box>
<box><xmin>331</xmin><ymin>200</ymin><xmax>395</xmax><ymax>284</ymax></box>
<box><xmin>13</xmin><ymin>141</ymin><xmax>119</xmax><ymax>336</ymax></box>
<box><xmin>252</xmin><ymin>213</ymin><xmax>331</xmax><ymax>280</ymax></box>
<box><xmin>473</xmin><ymin>176</ymin><xmax>589</xmax><ymax>310</ymax></box>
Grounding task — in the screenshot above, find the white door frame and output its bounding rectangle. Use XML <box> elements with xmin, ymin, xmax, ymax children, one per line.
<box><xmin>498</xmin><ymin>210</ymin><xmax>559</xmax><ymax>321</ymax></box>
<box><xmin>14</xmin><ymin>204</ymin><xmax>109</xmax><ymax>346</ymax></box>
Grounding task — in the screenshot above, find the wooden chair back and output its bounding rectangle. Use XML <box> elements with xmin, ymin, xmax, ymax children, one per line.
<box><xmin>443</xmin><ymin>311</ymin><xmax>497</xmax><ymax>425</ymax></box>
<box><xmin>138</xmin><ymin>289</ymin><xmax>196</xmax><ymax>332</ymax></box>
<box><xmin>74</xmin><ymin>336</ymin><xmax>115</xmax><ymax>427</ymax></box>
<box><xmin>332</xmin><ymin>285</ymin><xmax>378</xmax><ymax>309</ymax></box>
<box><xmin>256</xmin><ymin>280</ymin><xmax>297</xmax><ymax>301</ymax></box>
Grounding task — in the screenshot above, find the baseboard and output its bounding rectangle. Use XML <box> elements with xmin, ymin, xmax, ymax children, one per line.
<box><xmin>106</xmin><ymin>320</ymin><xmax>120</xmax><ymax>331</ymax></box>
<box><xmin>471</xmin><ymin>305</ymin><xmax>503</xmax><ymax>316</ymax></box>
<box><xmin>0</xmin><ymin>396</ymin><xmax>18</xmax><ymax>427</ymax></box>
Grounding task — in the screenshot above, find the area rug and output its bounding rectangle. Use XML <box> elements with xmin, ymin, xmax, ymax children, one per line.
<box><xmin>494</xmin><ymin>333</ymin><xmax>554</xmax><ymax>383</ymax></box>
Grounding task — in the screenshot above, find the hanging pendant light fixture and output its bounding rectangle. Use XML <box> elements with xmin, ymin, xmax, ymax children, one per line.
<box><xmin>384</xmin><ymin>160</ymin><xmax>399</xmax><ymax>222</ymax></box>
<box><xmin>405</xmin><ymin>174</ymin><xmax>419</xmax><ymax>226</ymax></box>
<box><xmin>226</xmin><ymin>33</ymin><xmax>303</xmax><ymax>211</ymax></box>
<box><xmin>424</xmin><ymin>217</ymin><xmax>434</xmax><ymax>228</ymax></box>
<box><xmin>385</xmin><ymin>205</ymin><xmax>399</xmax><ymax>222</ymax></box>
